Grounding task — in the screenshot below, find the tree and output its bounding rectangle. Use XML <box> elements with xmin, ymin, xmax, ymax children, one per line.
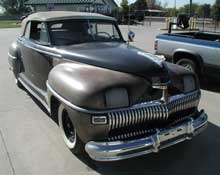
<box><xmin>178</xmin><ymin>3</ymin><xmax>199</xmax><ymax>16</ymax></box>
<box><xmin>212</xmin><ymin>0</ymin><xmax>220</xmax><ymax>21</ymax></box>
<box><xmin>196</xmin><ymin>4</ymin><xmax>211</xmax><ymax>18</ymax></box>
<box><xmin>18</xmin><ymin>0</ymin><xmax>27</xmax><ymax>13</ymax></box>
<box><xmin>2</xmin><ymin>0</ymin><xmax>28</xmax><ymax>15</ymax></box>
<box><xmin>203</xmin><ymin>4</ymin><xmax>211</xmax><ymax>18</ymax></box>
<box><xmin>162</xmin><ymin>0</ymin><xmax>169</xmax><ymax>9</ymax></box>
<box><xmin>2</xmin><ymin>0</ymin><xmax>19</xmax><ymax>14</ymax></box>
<box><xmin>134</xmin><ymin>0</ymin><xmax>148</xmax><ymax>10</ymax></box>
<box><xmin>146</xmin><ymin>0</ymin><xmax>155</xmax><ymax>8</ymax></box>
<box><xmin>146</xmin><ymin>0</ymin><xmax>162</xmax><ymax>10</ymax></box>
<box><xmin>167</xmin><ymin>8</ymin><xmax>179</xmax><ymax>17</ymax></box>
<box><xmin>129</xmin><ymin>0</ymin><xmax>148</xmax><ymax>12</ymax></box>
<box><xmin>154</xmin><ymin>0</ymin><xmax>163</xmax><ymax>10</ymax></box>
<box><xmin>165</xmin><ymin>3</ymin><xmax>213</xmax><ymax>18</ymax></box>
<box><xmin>120</xmin><ymin>0</ymin><xmax>129</xmax><ymax>14</ymax></box>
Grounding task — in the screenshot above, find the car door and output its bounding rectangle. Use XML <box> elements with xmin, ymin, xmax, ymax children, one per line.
<box><xmin>29</xmin><ymin>21</ymin><xmax>54</xmax><ymax>92</ymax></box>
<box><xmin>18</xmin><ymin>21</ymin><xmax>40</xmax><ymax>88</ymax></box>
<box><xmin>19</xmin><ymin>21</ymin><xmax>54</xmax><ymax>94</ymax></box>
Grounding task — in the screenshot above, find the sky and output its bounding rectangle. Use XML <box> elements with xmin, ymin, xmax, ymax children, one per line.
<box><xmin>115</xmin><ymin>0</ymin><xmax>216</xmax><ymax>8</ymax></box>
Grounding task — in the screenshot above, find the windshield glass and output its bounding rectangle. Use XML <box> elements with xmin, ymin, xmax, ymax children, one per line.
<box><xmin>48</xmin><ymin>19</ymin><xmax>123</xmax><ymax>46</ymax></box>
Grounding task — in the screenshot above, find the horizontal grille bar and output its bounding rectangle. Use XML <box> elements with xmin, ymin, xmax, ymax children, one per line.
<box><xmin>108</xmin><ymin>129</ymin><xmax>155</xmax><ymax>141</ymax></box>
<box><xmin>108</xmin><ymin>91</ymin><xmax>200</xmax><ymax>131</ymax></box>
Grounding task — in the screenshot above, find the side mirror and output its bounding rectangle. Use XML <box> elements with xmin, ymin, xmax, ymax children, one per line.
<box><xmin>128</xmin><ymin>31</ymin><xmax>135</xmax><ymax>42</ymax></box>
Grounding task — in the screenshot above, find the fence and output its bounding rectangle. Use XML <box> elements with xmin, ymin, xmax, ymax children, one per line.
<box><xmin>0</xmin><ymin>15</ymin><xmax>22</xmax><ymax>20</ymax></box>
<box><xmin>165</xmin><ymin>17</ymin><xmax>220</xmax><ymax>32</ymax></box>
<box><xmin>165</xmin><ymin>17</ymin><xmax>197</xmax><ymax>30</ymax></box>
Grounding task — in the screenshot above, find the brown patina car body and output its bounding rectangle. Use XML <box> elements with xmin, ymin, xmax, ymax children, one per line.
<box><xmin>8</xmin><ymin>11</ymin><xmax>208</xmax><ymax>161</ymax></box>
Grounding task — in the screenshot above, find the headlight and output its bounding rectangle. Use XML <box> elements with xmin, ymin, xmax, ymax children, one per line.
<box><xmin>105</xmin><ymin>88</ymin><xmax>129</xmax><ymax>108</ymax></box>
<box><xmin>183</xmin><ymin>75</ymin><xmax>196</xmax><ymax>93</ymax></box>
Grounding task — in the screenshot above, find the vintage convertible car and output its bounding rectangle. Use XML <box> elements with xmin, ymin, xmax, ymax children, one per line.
<box><xmin>8</xmin><ymin>12</ymin><xmax>208</xmax><ymax>161</ymax></box>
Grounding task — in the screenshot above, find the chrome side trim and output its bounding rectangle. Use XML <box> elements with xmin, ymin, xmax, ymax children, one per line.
<box><xmin>18</xmin><ymin>77</ymin><xmax>50</xmax><ymax>113</ymax></box>
<box><xmin>8</xmin><ymin>53</ymin><xmax>17</xmax><ymax>59</ymax></box>
<box><xmin>29</xmin><ymin>45</ymin><xmax>61</xmax><ymax>58</ymax></box>
<box><xmin>47</xmin><ymin>82</ymin><xmax>201</xmax><ymax>115</ymax></box>
<box><xmin>17</xmin><ymin>39</ymin><xmax>62</xmax><ymax>58</ymax></box>
<box><xmin>85</xmin><ymin>110</ymin><xmax>208</xmax><ymax>162</ymax></box>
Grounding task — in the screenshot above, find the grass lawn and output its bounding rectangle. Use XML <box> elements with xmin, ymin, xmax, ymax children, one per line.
<box><xmin>0</xmin><ymin>20</ymin><xmax>21</xmax><ymax>28</ymax></box>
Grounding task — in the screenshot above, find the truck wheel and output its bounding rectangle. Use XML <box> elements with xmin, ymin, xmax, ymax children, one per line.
<box><xmin>58</xmin><ymin>103</ymin><xmax>84</xmax><ymax>154</ymax></box>
<box><xmin>176</xmin><ymin>59</ymin><xmax>198</xmax><ymax>75</ymax></box>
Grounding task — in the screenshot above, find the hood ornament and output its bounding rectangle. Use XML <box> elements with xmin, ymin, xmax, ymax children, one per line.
<box><xmin>153</xmin><ymin>83</ymin><xmax>170</xmax><ymax>103</ymax></box>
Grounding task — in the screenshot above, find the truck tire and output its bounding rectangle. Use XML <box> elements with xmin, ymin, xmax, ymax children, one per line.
<box><xmin>58</xmin><ymin>103</ymin><xmax>84</xmax><ymax>154</ymax></box>
<box><xmin>176</xmin><ymin>58</ymin><xmax>199</xmax><ymax>75</ymax></box>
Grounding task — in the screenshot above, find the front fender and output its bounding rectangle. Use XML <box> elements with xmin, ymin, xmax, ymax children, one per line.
<box><xmin>166</xmin><ymin>62</ymin><xmax>200</xmax><ymax>92</ymax></box>
<box><xmin>48</xmin><ymin>62</ymin><xmax>149</xmax><ymax>110</ymax></box>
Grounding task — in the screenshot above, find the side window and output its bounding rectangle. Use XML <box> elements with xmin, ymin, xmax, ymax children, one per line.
<box><xmin>97</xmin><ymin>24</ymin><xmax>113</xmax><ymax>34</ymax></box>
<box><xmin>89</xmin><ymin>22</ymin><xmax>120</xmax><ymax>39</ymax></box>
<box><xmin>29</xmin><ymin>21</ymin><xmax>49</xmax><ymax>44</ymax></box>
<box><xmin>24</xmin><ymin>22</ymin><xmax>31</xmax><ymax>39</ymax></box>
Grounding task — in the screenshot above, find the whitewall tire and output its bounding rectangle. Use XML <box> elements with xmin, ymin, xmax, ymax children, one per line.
<box><xmin>58</xmin><ymin>103</ymin><xmax>84</xmax><ymax>153</ymax></box>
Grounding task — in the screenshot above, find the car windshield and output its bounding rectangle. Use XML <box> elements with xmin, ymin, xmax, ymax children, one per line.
<box><xmin>48</xmin><ymin>19</ymin><xmax>123</xmax><ymax>46</ymax></box>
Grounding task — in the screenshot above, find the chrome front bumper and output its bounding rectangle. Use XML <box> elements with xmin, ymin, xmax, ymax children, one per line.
<box><xmin>85</xmin><ymin>110</ymin><xmax>208</xmax><ymax>161</ymax></box>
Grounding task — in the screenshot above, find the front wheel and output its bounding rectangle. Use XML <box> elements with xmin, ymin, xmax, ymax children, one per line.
<box><xmin>58</xmin><ymin>103</ymin><xmax>84</xmax><ymax>154</ymax></box>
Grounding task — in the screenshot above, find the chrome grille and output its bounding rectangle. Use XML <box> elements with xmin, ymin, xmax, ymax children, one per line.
<box><xmin>108</xmin><ymin>90</ymin><xmax>200</xmax><ymax>131</ymax></box>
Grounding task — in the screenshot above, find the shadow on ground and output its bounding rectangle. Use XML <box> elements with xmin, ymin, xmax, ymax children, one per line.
<box><xmin>201</xmin><ymin>77</ymin><xmax>220</xmax><ymax>93</ymax></box>
<box><xmin>76</xmin><ymin>122</ymin><xmax>219</xmax><ymax>175</ymax></box>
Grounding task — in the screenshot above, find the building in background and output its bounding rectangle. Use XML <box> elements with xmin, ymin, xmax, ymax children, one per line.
<box><xmin>24</xmin><ymin>0</ymin><xmax>118</xmax><ymax>16</ymax></box>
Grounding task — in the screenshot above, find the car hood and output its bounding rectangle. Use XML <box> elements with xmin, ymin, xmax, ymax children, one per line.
<box><xmin>56</xmin><ymin>42</ymin><xmax>169</xmax><ymax>83</ymax></box>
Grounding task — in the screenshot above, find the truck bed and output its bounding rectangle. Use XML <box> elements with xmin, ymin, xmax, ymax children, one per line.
<box><xmin>164</xmin><ymin>32</ymin><xmax>220</xmax><ymax>42</ymax></box>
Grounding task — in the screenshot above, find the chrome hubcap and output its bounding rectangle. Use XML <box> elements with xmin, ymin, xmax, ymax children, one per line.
<box><xmin>181</xmin><ymin>63</ymin><xmax>194</xmax><ymax>72</ymax></box>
